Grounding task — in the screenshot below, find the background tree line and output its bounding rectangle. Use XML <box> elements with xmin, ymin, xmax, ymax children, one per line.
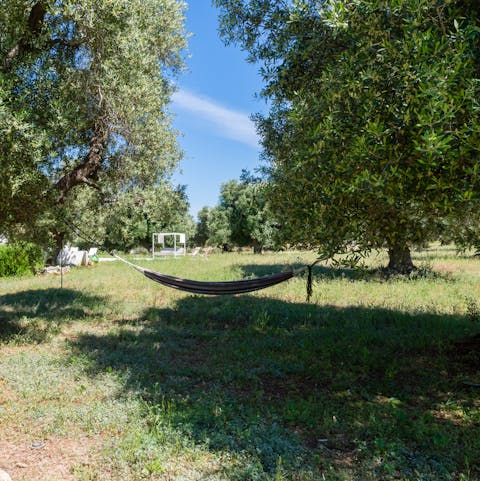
<box><xmin>193</xmin><ymin>171</ymin><xmax>281</xmax><ymax>253</ymax></box>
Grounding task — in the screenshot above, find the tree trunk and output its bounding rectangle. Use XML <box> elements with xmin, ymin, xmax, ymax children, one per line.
<box><xmin>55</xmin><ymin>111</ymin><xmax>109</xmax><ymax>203</ymax></box>
<box><xmin>2</xmin><ymin>2</ymin><xmax>47</xmax><ymax>72</ymax></box>
<box><xmin>53</xmin><ymin>230</ymin><xmax>66</xmax><ymax>265</ymax></box>
<box><xmin>252</xmin><ymin>239</ymin><xmax>263</xmax><ymax>254</ymax></box>
<box><xmin>2</xmin><ymin>2</ymin><xmax>80</xmax><ymax>73</ymax></box>
<box><xmin>387</xmin><ymin>244</ymin><xmax>415</xmax><ymax>274</ymax></box>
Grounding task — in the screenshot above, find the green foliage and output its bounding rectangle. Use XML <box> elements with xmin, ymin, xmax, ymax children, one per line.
<box><xmin>0</xmin><ymin>242</ymin><xmax>44</xmax><ymax>277</ymax></box>
<box><xmin>193</xmin><ymin>206</ymin><xmax>212</xmax><ymax>246</ymax></box>
<box><xmin>59</xmin><ymin>183</ymin><xmax>194</xmax><ymax>251</ymax></box>
<box><xmin>0</xmin><ymin>0</ymin><xmax>187</xmax><ymax>249</ymax></box>
<box><xmin>215</xmin><ymin>0</ymin><xmax>480</xmax><ymax>271</ymax></box>
<box><xmin>206</xmin><ymin>173</ymin><xmax>280</xmax><ymax>252</ymax></box>
<box><xmin>102</xmin><ymin>185</ymin><xmax>194</xmax><ymax>250</ymax></box>
<box><xmin>442</xmin><ymin>204</ymin><xmax>480</xmax><ymax>253</ymax></box>
<box><xmin>206</xmin><ymin>205</ymin><xmax>232</xmax><ymax>250</ymax></box>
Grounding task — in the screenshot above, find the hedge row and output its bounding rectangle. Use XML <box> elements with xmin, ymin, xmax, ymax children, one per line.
<box><xmin>0</xmin><ymin>243</ymin><xmax>44</xmax><ymax>277</ymax></box>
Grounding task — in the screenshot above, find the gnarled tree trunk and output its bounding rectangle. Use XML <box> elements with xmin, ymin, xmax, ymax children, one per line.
<box><xmin>55</xmin><ymin>111</ymin><xmax>109</xmax><ymax>203</ymax></box>
<box><xmin>53</xmin><ymin>109</ymin><xmax>109</xmax><ymax>260</ymax></box>
<box><xmin>387</xmin><ymin>244</ymin><xmax>415</xmax><ymax>274</ymax></box>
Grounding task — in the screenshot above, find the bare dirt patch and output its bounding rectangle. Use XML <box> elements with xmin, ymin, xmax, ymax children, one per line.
<box><xmin>0</xmin><ymin>436</ymin><xmax>98</xmax><ymax>481</ymax></box>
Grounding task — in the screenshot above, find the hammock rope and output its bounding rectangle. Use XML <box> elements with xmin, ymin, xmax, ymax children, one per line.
<box><xmin>63</xmin><ymin>218</ymin><xmax>323</xmax><ymax>300</ymax></box>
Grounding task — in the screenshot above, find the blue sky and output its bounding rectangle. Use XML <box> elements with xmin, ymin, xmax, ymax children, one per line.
<box><xmin>171</xmin><ymin>0</ymin><xmax>266</xmax><ymax>218</ymax></box>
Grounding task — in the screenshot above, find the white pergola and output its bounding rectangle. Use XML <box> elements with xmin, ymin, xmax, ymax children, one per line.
<box><xmin>152</xmin><ymin>232</ymin><xmax>186</xmax><ymax>259</ymax></box>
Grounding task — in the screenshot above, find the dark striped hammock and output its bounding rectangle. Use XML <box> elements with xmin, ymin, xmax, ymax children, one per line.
<box><xmin>112</xmin><ymin>253</ymin><xmax>319</xmax><ymax>299</ymax></box>
<box><xmin>61</xmin><ymin>218</ymin><xmax>320</xmax><ymax>299</ymax></box>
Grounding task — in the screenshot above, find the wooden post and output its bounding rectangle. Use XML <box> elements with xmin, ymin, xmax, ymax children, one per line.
<box><xmin>60</xmin><ymin>239</ymin><xmax>63</xmax><ymax>289</ymax></box>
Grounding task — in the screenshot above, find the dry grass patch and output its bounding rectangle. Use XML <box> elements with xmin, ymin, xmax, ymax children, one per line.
<box><xmin>0</xmin><ymin>436</ymin><xmax>98</xmax><ymax>481</ymax></box>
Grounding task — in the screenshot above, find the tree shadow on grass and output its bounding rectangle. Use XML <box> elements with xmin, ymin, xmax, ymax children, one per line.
<box><xmin>237</xmin><ymin>262</ymin><xmax>364</xmax><ymax>281</ymax></box>
<box><xmin>239</xmin><ymin>262</ymin><xmax>453</xmax><ymax>284</ymax></box>
<box><xmin>67</xmin><ymin>295</ymin><xmax>480</xmax><ymax>479</ymax></box>
<box><xmin>0</xmin><ymin>288</ymin><xmax>105</xmax><ymax>343</ymax></box>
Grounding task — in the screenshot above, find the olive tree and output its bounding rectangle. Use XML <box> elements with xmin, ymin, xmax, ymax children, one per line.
<box><xmin>215</xmin><ymin>0</ymin><xmax>480</xmax><ymax>272</ymax></box>
<box><xmin>206</xmin><ymin>174</ymin><xmax>279</xmax><ymax>252</ymax></box>
<box><xmin>1</xmin><ymin>0</ymin><xmax>187</xmax><ymax>250</ymax></box>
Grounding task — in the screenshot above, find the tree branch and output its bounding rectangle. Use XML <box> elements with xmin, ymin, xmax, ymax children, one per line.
<box><xmin>55</xmin><ymin>111</ymin><xmax>110</xmax><ymax>203</ymax></box>
<box><xmin>48</xmin><ymin>38</ymin><xmax>82</xmax><ymax>49</ymax></box>
<box><xmin>2</xmin><ymin>2</ymin><xmax>47</xmax><ymax>72</ymax></box>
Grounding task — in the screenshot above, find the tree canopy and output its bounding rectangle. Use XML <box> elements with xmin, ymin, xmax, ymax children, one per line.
<box><xmin>215</xmin><ymin>0</ymin><xmax>480</xmax><ymax>271</ymax></box>
<box><xmin>67</xmin><ymin>183</ymin><xmax>194</xmax><ymax>252</ymax></box>
<box><xmin>197</xmin><ymin>173</ymin><xmax>279</xmax><ymax>252</ymax></box>
<box><xmin>1</xmin><ymin>0</ymin><xmax>187</xmax><ymax>250</ymax></box>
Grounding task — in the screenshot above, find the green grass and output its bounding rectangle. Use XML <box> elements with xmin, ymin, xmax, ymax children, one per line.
<box><xmin>0</xmin><ymin>247</ymin><xmax>479</xmax><ymax>480</ymax></box>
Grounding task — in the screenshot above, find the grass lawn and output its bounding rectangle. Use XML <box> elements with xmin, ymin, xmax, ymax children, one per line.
<box><xmin>0</xmin><ymin>247</ymin><xmax>479</xmax><ymax>480</ymax></box>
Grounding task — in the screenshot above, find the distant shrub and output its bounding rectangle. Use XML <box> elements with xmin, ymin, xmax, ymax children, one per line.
<box><xmin>0</xmin><ymin>243</ymin><xmax>44</xmax><ymax>277</ymax></box>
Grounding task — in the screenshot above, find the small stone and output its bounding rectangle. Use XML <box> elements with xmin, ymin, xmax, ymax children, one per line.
<box><xmin>16</xmin><ymin>462</ymin><xmax>28</xmax><ymax>468</ymax></box>
<box><xmin>0</xmin><ymin>469</ymin><xmax>12</xmax><ymax>481</ymax></box>
<box><xmin>30</xmin><ymin>441</ymin><xmax>44</xmax><ymax>449</ymax></box>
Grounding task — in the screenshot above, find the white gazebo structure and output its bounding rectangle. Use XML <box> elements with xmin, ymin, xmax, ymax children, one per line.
<box><xmin>152</xmin><ymin>232</ymin><xmax>186</xmax><ymax>258</ymax></box>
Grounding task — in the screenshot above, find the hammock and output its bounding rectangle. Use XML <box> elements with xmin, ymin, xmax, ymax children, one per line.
<box><xmin>61</xmin><ymin>218</ymin><xmax>321</xmax><ymax>299</ymax></box>
<box><xmin>144</xmin><ymin>268</ymin><xmax>294</xmax><ymax>295</ymax></box>
<box><xmin>112</xmin><ymin>253</ymin><xmax>305</xmax><ymax>296</ymax></box>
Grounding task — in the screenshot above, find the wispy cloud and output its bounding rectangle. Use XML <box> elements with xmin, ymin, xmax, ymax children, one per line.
<box><xmin>172</xmin><ymin>89</ymin><xmax>260</xmax><ymax>149</ymax></box>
